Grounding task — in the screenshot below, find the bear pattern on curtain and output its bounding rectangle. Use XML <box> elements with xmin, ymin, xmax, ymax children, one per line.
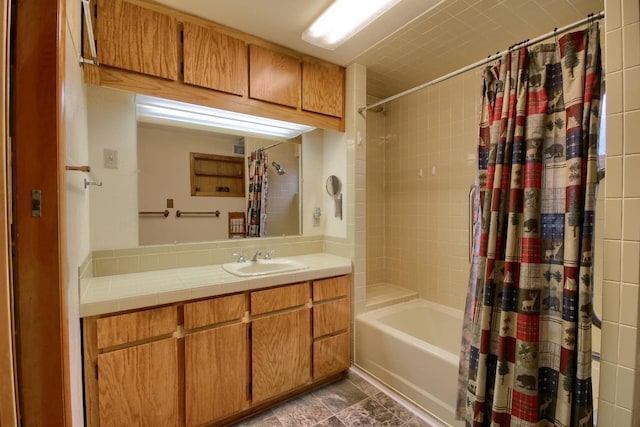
<box><xmin>247</xmin><ymin>150</ymin><xmax>268</xmax><ymax>237</ymax></box>
<box><xmin>457</xmin><ymin>24</ymin><xmax>601</xmax><ymax>427</ymax></box>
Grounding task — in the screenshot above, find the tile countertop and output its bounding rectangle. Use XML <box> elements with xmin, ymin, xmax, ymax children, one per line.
<box><xmin>80</xmin><ymin>253</ymin><xmax>353</xmax><ymax>317</ymax></box>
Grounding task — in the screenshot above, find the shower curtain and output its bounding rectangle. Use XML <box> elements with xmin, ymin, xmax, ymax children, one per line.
<box><xmin>457</xmin><ymin>24</ymin><xmax>601</xmax><ymax>427</ymax></box>
<box><xmin>247</xmin><ymin>150</ymin><xmax>268</xmax><ymax>237</ymax></box>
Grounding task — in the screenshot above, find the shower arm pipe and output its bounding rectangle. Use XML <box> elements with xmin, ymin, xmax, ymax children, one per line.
<box><xmin>357</xmin><ymin>11</ymin><xmax>604</xmax><ymax>116</ymax></box>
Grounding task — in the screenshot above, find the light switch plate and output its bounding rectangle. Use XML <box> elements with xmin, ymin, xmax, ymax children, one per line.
<box><xmin>104</xmin><ymin>148</ymin><xmax>118</xmax><ymax>169</ymax></box>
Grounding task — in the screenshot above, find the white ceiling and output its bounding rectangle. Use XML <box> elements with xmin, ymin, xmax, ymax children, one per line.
<box><xmin>155</xmin><ymin>0</ymin><xmax>604</xmax><ymax>100</ymax></box>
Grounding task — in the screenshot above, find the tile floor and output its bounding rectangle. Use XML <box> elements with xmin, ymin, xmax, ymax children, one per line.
<box><xmin>230</xmin><ymin>371</ymin><xmax>436</xmax><ymax>427</ymax></box>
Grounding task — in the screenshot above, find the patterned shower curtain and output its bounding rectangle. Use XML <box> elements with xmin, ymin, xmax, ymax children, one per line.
<box><xmin>247</xmin><ymin>150</ymin><xmax>268</xmax><ymax>237</ymax></box>
<box><xmin>457</xmin><ymin>24</ymin><xmax>601</xmax><ymax>427</ymax></box>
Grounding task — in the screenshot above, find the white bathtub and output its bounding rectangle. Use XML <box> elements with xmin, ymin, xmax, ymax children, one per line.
<box><xmin>355</xmin><ymin>299</ymin><xmax>464</xmax><ymax>426</ymax></box>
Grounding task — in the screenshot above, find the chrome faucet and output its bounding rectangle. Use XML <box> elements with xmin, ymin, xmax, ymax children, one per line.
<box><xmin>232</xmin><ymin>252</ymin><xmax>245</xmax><ymax>263</ymax></box>
<box><xmin>250</xmin><ymin>251</ymin><xmax>262</xmax><ymax>262</ymax></box>
<box><xmin>264</xmin><ymin>250</ymin><xmax>275</xmax><ymax>260</ymax></box>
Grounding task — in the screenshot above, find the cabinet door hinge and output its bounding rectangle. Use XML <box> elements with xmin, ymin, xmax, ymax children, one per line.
<box><xmin>180</xmin><ymin>61</ymin><xmax>184</xmax><ymax>76</ymax></box>
<box><xmin>180</xmin><ymin>29</ymin><xmax>184</xmax><ymax>43</ymax></box>
<box><xmin>95</xmin><ymin>364</ymin><xmax>99</xmax><ymax>380</ymax></box>
<box><xmin>93</xmin><ymin>3</ymin><xmax>97</xmax><ymax>19</ymax></box>
<box><xmin>247</xmin><ymin>326</ymin><xmax>252</xmax><ymax>340</ymax></box>
<box><xmin>247</xmin><ymin>383</ymin><xmax>252</xmax><ymax>398</ymax></box>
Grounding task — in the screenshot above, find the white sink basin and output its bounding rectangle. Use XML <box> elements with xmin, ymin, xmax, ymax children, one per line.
<box><xmin>222</xmin><ymin>259</ymin><xmax>308</xmax><ymax>277</ymax></box>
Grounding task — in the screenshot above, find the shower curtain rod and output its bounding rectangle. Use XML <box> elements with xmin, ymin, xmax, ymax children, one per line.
<box><xmin>358</xmin><ymin>11</ymin><xmax>604</xmax><ymax>115</ymax></box>
<box><xmin>257</xmin><ymin>141</ymin><xmax>283</xmax><ymax>152</ymax></box>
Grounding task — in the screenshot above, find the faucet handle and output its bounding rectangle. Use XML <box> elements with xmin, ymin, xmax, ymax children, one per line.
<box><xmin>232</xmin><ymin>252</ymin><xmax>245</xmax><ymax>263</ymax></box>
<box><xmin>264</xmin><ymin>250</ymin><xmax>276</xmax><ymax>260</ymax></box>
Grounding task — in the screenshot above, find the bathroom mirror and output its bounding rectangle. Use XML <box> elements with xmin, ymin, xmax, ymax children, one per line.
<box><xmin>326</xmin><ymin>175</ymin><xmax>342</xmax><ymax>220</ymax></box>
<box><xmin>87</xmin><ymin>85</ymin><xmax>308</xmax><ymax>247</ymax></box>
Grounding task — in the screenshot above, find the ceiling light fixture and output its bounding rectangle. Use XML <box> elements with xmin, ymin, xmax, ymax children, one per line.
<box><xmin>302</xmin><ymin>0</ymin><xmax>402</xmax><ymax>50</ymax></box>
<box><xmin>135</xmin><ymin>95</ymin><xmax>315</xmax><ymax>139</ymax></box>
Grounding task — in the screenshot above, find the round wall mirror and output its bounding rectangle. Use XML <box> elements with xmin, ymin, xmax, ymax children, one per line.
<box><xmin>326</xmin><ymin>175</ymin><xmax>341</xmax><ymax>196</ymax></box>
<box><xmin>325</xmin><ymin>175</ymin><xmax>342</xmax><ymax>220</ymax></box>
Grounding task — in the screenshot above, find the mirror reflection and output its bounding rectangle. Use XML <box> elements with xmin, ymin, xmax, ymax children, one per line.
<box><xmin>137</xmin><ymin>124</ymin><xmax>301</xmax><ymax>245</ymax></box>
<box><xmin>87</xmin><ymin>85</ymin><xmax>304</xmax><ymax>247</ymax></box>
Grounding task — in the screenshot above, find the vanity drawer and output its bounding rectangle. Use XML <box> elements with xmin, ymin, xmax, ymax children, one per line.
<box><xmin>313</xmin><ymin>299</ymin><xmax>349</xmax><ymax>338</ymax></box>
<box><xmin>96</xmin><ymin>305</ymin><xmax>177</xmax><ymax>348</ymax></box>
<box><xmin>312</xmin><ymin>276</ymin><xmax>349</xmax><ymax>301</ymax></box>
<box><xmin>183</xmin><ymin>293</ymin><xmax>246</xmax><ymax>330</ymax></box>
<box><xmin>251</xmin><ymin>282</ymin><xmax>310</xmax><ymax>315</ymax></box>
<box><xmin>313</xmin><ymin>332</ymin><xmax>350</xmax><ymax>379</ymax></box>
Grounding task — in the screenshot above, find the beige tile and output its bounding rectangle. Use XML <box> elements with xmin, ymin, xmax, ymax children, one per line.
<box><xmin>622</xmin><ymin>0</ymin><xmax>640</xmax><ymax>25</ymax></box>
<box><xmin>623</xmin><ymin>67</ymin><xmax>640</xmax><ymax>111</ymax></box>
<box><xmin>614</xmin><ymin>405</ymin><xmax>633</xmax><ymax>427</ymax></box>
<box><xmin>616</xmin><ymin>365</ymin><xmax>635</xmax><ymax>409</ymax></box>
<box><xmin>623</xmin><ymin>23</ymin><xmax>640</xmax><ymax>68</ymax></box>
<box><xmin>117</xmin><ymin>256</ymin><xmax>140</xmax><ymax>275</ymax></box>
<box><xmin>94</xmin><ymin>257</ymin><xmax>119</xmax><ymax>277</ymax></box>
<box><xmin>603</xmin><ymin>280</ymin><xmax>621</xmax><ymax>321</ymax></box>
<box><xmin>618</xmin><ymin>325</ymin><xmax>638</xmax><ymax>368</ymax></box>
<box><xmin>606</xmin><ymin>156</ymin><xmax>623</xmax><ymax>198</ymax></box>
<box><xmin>600</xmin><ymin>361</ymin><xmax>617</xmax><ymax>403</ymax></box>
<box><xmin>623</xmin><ymin>111</ymin><xmax>640</xmax><ymax>155</ymax></box>
<box><xmin>623</xmin><ymin>155</ymin><xmax>640</xmax><ymax>197</ymax></box>
<box><xmin>597</xmin><ymin>400</ymin><xmax>614</xmax><ymax>424</ymax></box>
<box><xmin>603</xmin><ymin>240</ymin><xmax>622</xmax><ymax>281</ymax></box>
<box><xmin>622</xmin><ymin>198</ymin><xmax>640</xmax><ymax>240</ymax></box>
<box><xmin>605</xmin><ymin>199</ymin><xmax>623</xmax><ymax>239</ymax></box>
<box><xmin>607</xmin><ymin>71</ymin><xmax>624</xmax><ymax>114</ymax></box>
<box><xmin>621</xmin><ymin>241</ymin><xmax>640</xmax><ymax>283</ymax></box>
<box><xmin>607</xmin><ymin>113</ymin><xmax>623</xmax><ymax>156</ymax></box>
<box><xmin>606</xmin><ymin>29</ymin><xmax>624</xmax><ymax>72</ymax></box>
<box><xmin>601</xmin><ymin>320</ymin><xmax>619</xmax><ymax>363</ymax></box>
<box><xmin>619</xmin><ymin>283</ymin><xmax>639</xmax><ymax>325</ymax></box>
<box><xmin>606</xmin><ymin>0</ymin><xmax>622</xmax><ymax>30</ymax></box>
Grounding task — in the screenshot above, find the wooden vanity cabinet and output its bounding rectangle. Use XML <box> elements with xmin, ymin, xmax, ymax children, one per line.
<box><xmin>84</xmin><ymin>306</ymin><xmax>180</xmax><ymax>427</ymax></box>
<box><xmin>83</xmin><ymin>276</ymin><xmax>351</xmax><ymax>426</ymax></box>
<box><xmin>96</xmin><ymin>0</ymin><xmax>179</xmax><ymax>80</ymax></box>
<box><xmin>250</xmin><ymin>283</ymin><xmax>312</xmax><ymax>403</ymax></box>
<box><xmin>312</xmin><ymin>276</ymin><xmax>351</xmax><ymax>378</ymax></box>
<box><xmin>183</xmin><ymin>293</ymin><xmax>249</xmax><ymax>426</ymax></box>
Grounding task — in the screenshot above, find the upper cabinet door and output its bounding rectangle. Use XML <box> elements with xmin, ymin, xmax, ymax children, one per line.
<box><xmin>302</xmin><ymin>59</ymin><xmax>345</xmax><ymax>118</ymax></box>
<box><xmin>183</xmin><ymin>23</ymin><xmax>247</xmax><ymax>96</ymax></box>
<box><xmin>249</xmin><ymin>45</ymin><xmax>300</xmax><ymax>108</ymax></box>
<box><xmin>96</xmin><ymin>0</ymin><xmax>178</xmax><ymax>80</ymax></box>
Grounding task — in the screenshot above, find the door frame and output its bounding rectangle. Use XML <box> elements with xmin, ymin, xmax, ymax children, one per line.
<box><xmin>12</xmin><ymin>0</ymin><xmax>71</xmax><ymax>425</ymax></box>
<box><xmin>0</xmin><ymin>0</ymin><xmax>17</xmax><ymax>424</ymax></box>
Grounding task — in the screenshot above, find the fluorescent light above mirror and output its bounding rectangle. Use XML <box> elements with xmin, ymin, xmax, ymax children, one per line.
<box><xmin>135</xmin><ymin>95</ymin><xmax>315</xmax><ymax>139</ymax></box>
<box><xmin>302</xmin><ymin>0</ymin><xmax>402</xmax><ymax>50</ymax></box>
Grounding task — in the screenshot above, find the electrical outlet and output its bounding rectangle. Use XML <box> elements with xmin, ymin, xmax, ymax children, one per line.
<box><xmin>104</xmin><ymin>148</ymin><xmax>118</xmax><ymax>169</ymax></box>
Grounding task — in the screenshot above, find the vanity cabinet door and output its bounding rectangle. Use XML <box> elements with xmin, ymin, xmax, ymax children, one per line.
<box><xmin>185</xmin><ymin>323</ymin><xmax>249</xmax><ymax>426</ymax></box>
<box><xmin>96</xmin><ymin>0</ymin><xmax>178</xmax><ymax>80</ymax></box>
<box><xmin>251</xmin><ymin>308</ymin><xmax>311</xmax><ymax>403</ymax></box>
<box><xmin>183</xmin><ymin>22</ymin><xmax>247</xmax><ymax>96</ymax></box>
<box><xmin>302</xmin><ymin>58</ymin><xmax>345</xmax><ymax>118</ymax></box>
<box><xmin>97</xmin><ymin>338</ymin><xmax>179</xmax><ymax>427</ymax></box>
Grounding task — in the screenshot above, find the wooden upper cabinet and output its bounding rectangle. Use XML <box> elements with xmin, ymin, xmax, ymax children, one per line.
<box><xmin>183</xmin><ymin>23</ymin><xmax>247</xmax><ymax>96</ymax></box>
<box><xmin>302</xmin><ymin>59</ymin><xmax>345</xmax><ymax>118</ymax></box>
<box><xmin>96</xmin><ymin>0</ymin><xmax>178</xmax><ymax>80</ymax></box>
<box><xmin>249</xmin><ymin>45</ymin><xmax>300</xmax><ymax>108</ymax></box>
